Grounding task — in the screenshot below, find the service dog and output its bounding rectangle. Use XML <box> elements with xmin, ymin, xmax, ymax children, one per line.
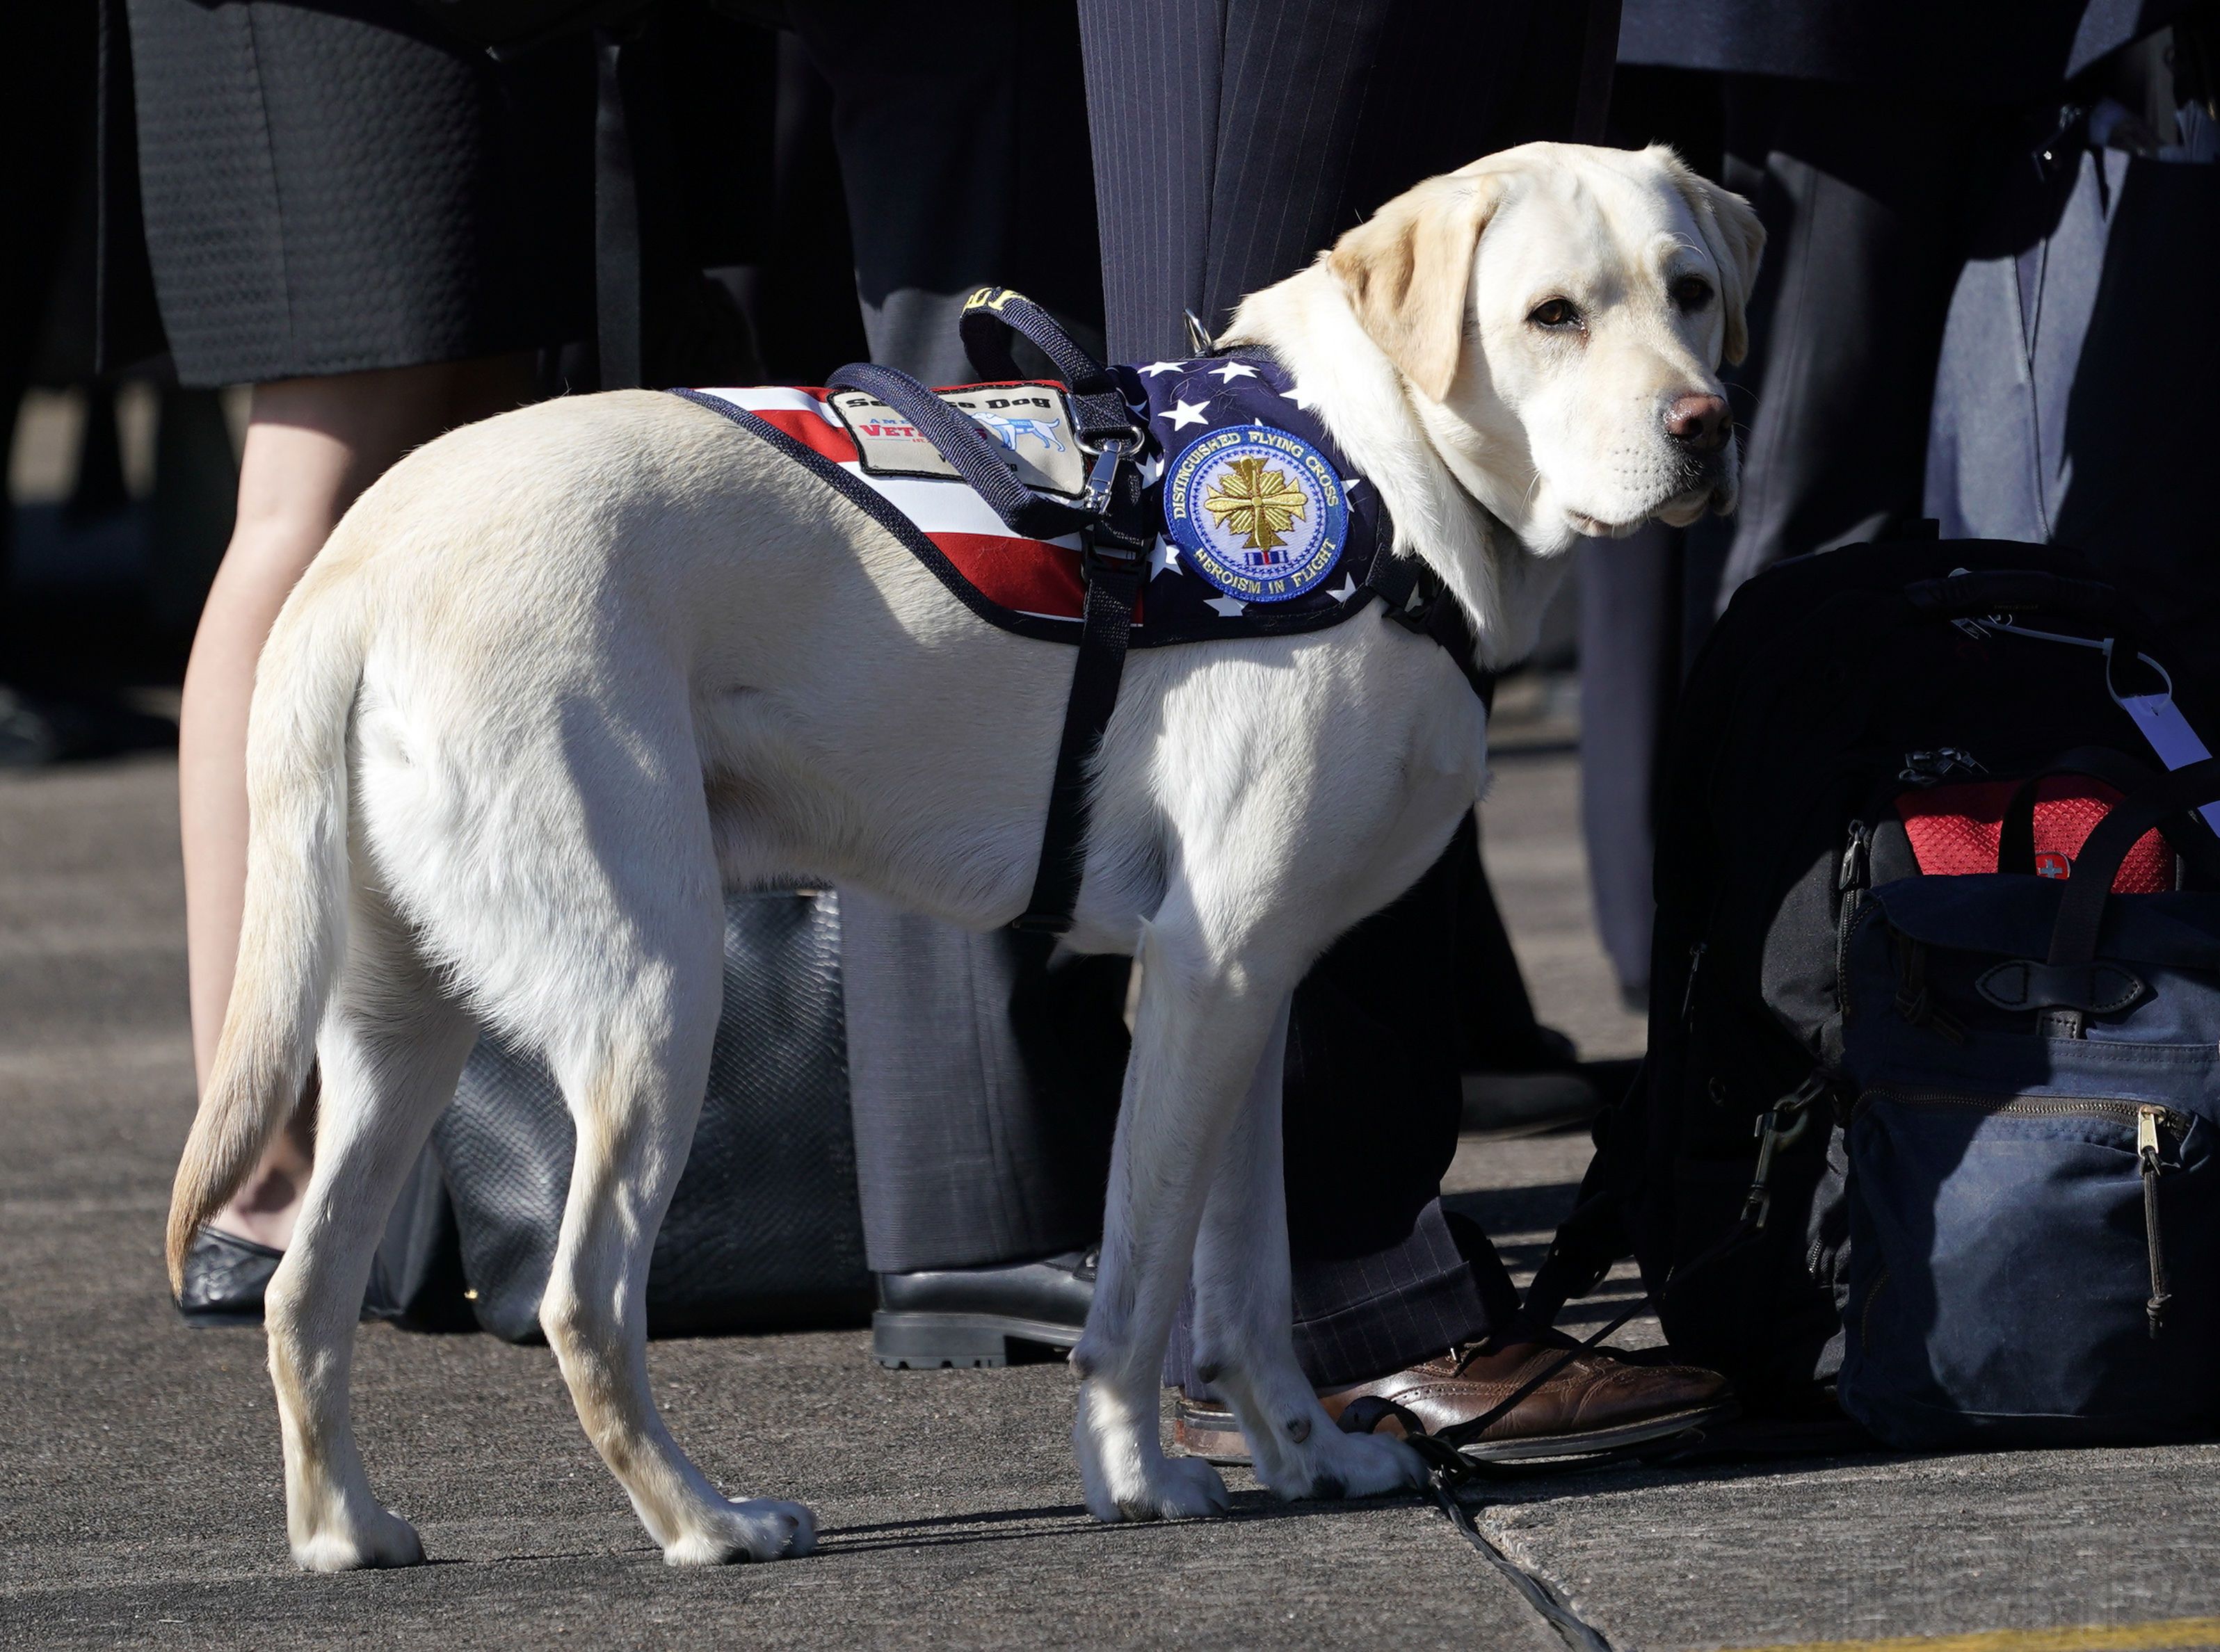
<box><xmin>168</xmin><ymin>142</ymin><xmax>1761</xmax><ymax>1570</ymax></box>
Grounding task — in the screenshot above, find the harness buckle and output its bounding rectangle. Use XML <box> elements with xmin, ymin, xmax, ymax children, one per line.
<box><xmin>1081</xmin><ymin>533</ymin><xmax>1145</xmax><ymax>586</ymax></box>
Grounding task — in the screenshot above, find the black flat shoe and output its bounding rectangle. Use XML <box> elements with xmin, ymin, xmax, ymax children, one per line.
<box><xmin>176</xmin><ymin>1227</ymin><xmax>282</xmax><ymax>1326</ymax></box>
<box><xmin>175</xmin><ymin>1228</ymin><xmax>405</xmax><ymax>1327</ymax></box>
<box><xmin>872</xmin><ymin>1249</ymin><xmax>1095</xmax><ymax>1368</ymax></box>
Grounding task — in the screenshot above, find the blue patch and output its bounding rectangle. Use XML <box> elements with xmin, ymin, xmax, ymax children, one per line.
<box><xmin>1164</xmin><ymin>423</ymin><xmax>1348</xmax><ymax>604</ymax></box>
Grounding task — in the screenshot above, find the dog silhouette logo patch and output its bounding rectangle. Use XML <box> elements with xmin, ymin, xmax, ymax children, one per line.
<box><xmin>974</xmin><ymin>412</ymin><xmax>1066</xmax><ymax>455</ymax></box>
<box><xmin>830</xmin><ymin>384</ymin><xmax>1088</xmax><ymax>498</ymax></box>
<box><xmin>1165</xmin><ymin>423</ymin><xmax>1347</xmax><ymax>603</ymax></box>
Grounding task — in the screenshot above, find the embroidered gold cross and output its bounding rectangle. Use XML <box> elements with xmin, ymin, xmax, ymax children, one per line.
<box><xmin>1204</xmin><ymin>456</ymin><xmax>1308</xmax><ymax>552</ymax></box>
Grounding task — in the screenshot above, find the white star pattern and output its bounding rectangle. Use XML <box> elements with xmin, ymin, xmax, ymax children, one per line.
<box><xmin>1205</xmin><ymin>593</ymin><xmax>1248</xmax><ymax>618</ymax></box>
<box><xmin>1343</xmin><ymin>477</ymin><xmax>1364</xmax><ymax>495</ymax></box>
<box><xmin>1148</xmin><ymin>537</ymin><xmax>1181</xmax><ymax>579</ymax></box>
<box><xmin>1328</xmin><ymin>574</ymin><xmax>1359</xmax><ymax>603</ymax></box>
<box><xmin>1137</xmin><ymin>453</ymin><xmax>1164</xmax><ymax>486</ymax></box>
<box><xmin>1209</xmin><ymin>361</ymin><xmax>1259</xmax><ymax>382</ymax></box>
<box><xmin>1140</xmin><ymin>360</ymin><xmax>1186</xmax><ymax>378</ymax></box>
<box><xmin>1281</xmin><ymin>383</ymin><xmax>1319</xmax><ymax>411</ymax></box>
<box><xmin>1159</xmin><ymin>398</ymin><xmax>1211</xmax><ymax>430</ymax></box>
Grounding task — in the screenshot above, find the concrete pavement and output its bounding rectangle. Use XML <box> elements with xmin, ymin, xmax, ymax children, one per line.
<box><xmin>4</xmin><ymin>743</ymin><xmax>2217</xmax><ymax>1651</ymax></box>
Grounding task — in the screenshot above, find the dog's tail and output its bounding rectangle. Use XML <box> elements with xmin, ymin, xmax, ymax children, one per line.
<box><xmin>166</xmin><ymin>562</ymin><xmax>369</xmax><ymax>1296</ymax></box>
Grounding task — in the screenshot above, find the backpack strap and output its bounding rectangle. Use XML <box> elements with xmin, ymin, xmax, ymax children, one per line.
<box><xmin>2048</xmin><ymin>757</ymin><xmax>2220</xmax><ymax>977</ymax></box>
<box><xmin>1902</xmin><ymin>569</ymin><xmax>2130</xmax><ymax>631</ymax></box>
<box><xmin>1995</xmin><ymin>747</ymin><xmax>2159</xmax><ymax>876</ymax></box>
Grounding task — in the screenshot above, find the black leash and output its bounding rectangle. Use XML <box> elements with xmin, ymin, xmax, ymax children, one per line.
<box><xmin>1431</xmin><ymin>1487</ymin><xmax>1618</xmax><ymax>1652</ymax></box>
<box><xmin>1335</xmin><ymin>1297</ymin><xmax>1651</xmax><ymax>1489</ymax></box>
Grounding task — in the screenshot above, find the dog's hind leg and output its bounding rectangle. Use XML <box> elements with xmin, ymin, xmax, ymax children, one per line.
<box><xmin>1069</xmin><ymin>914</ymin><xmax>1298</xmax><ymax>1523</ymax></box>
<box><xmin>534</xmin><ymin>903</ymin><xmax>816</xmax><ymax>1567</ymax></box>
<box><xmin>264</xmin><ymin>875</ymin><xmax>475</xmax><ymax>1571</ymax></box>
<box><xmin>1187</xmin><ymin>996</ymin><xmax>1427</xmax><ymax>1503</ymax></box>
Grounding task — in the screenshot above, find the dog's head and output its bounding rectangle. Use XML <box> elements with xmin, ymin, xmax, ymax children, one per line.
<box><xmin>1327</xmin><ymin>142</ymin><xmax>1764</xmax><ymax>555</ymax></box>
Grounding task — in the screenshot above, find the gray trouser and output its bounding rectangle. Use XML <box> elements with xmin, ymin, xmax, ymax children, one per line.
<box><xmin>1578</xmin><ymin>73</ymin><xmax>2019</xmax><ymax>996</ymax></box>
<box><xmin>839</xmin><ymin>898</ymin><xmax>1127</xmax><ymax>1274</ymax></box>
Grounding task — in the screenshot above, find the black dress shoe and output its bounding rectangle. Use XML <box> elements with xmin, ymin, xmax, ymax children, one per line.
<box><xmin>176</xmin><ymin>1227</ymin><xmax>283</xmax><ymax>1326</ymax></box>
<box><xmin>873</xmin><ymin>1249</ymin><xmax>1095</xmax><ymax>1368</ymax></box>
<box><xmin>174</xmin><ymin>1228</ymin><xmax>403</xmax><ymax>1327</ymax></box>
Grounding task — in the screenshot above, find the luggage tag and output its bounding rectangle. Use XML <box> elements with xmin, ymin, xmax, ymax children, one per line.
<box><xmin>1960</xmin><ymin>586</ymin><xmax>2220</xmax><ymax>835</ymax></box>
<box><xmin>2118</xmin><ymin>690</ymin><xmax>2220</xmax><ymax>834</ymax></box>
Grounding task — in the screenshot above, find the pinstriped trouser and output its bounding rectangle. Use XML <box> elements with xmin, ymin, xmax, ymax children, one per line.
<box><xmin>835</xmin><ymin>0</ymin><xmax>1598</xmax><ymax>1391</ymax></box>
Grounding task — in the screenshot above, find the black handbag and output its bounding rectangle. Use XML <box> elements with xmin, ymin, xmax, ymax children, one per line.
<box><xmin>432</xmin><ymin>887</ymin><xmax>873</xmax><ymax>1341</ymax></box>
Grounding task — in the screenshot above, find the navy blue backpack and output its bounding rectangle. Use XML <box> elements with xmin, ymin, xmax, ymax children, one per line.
<box><xmin>1529</xmin><ymin>541</ymin><xmax>2220</xmax><ymax>1451</ymax></box>
<box><xmin>1836</xmin><ymin>757</ymin><xmax>2220</xmax><ymax>1447</ymax></box>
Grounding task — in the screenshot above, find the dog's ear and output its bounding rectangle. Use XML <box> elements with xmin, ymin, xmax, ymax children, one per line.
<box><xmin>1652</xmin><ymin>146</ymin><xmax>1764</xmax><ymax>365</ymax></box>
<box><xmin>1327</xmin><ymin>169</ymin><xmax>1502</xmax><ymax>403</ymax></box>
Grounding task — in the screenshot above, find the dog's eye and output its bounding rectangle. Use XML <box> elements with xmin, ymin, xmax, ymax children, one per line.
<box><xmin>1672</xmin><ymin>275</ymin><xmax>1714</xmax><ymax>310</ymax></box>
<box><xmin>1527</xmin><ymin>298</ymin><xmax>1581</xmax><ymax>330</ymax></box>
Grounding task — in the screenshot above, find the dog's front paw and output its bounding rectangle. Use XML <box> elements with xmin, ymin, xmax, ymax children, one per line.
<box><xmin>1252</xmin><ymin>1416</ymin><xmax>1428</xmax><ymax>1504</ymax></box>
<box><xmin>1088</xmin><ymin>1450</ymin><xmax>1232</xmax><ymax>1523</ymax></box>
<box><xmin>1075</xmin><ymin>1377</ymin><xmax>1232</xmax><ymax>1522</ymax></box>
<box><xmin>663</xmin><ymin>1497</ymin><xmax>818</xmax><ymax>1566</ymax></box>
<box><xmin>290</xmin><ymin>1505</ymin><xmax>426</xmax><ymax>1572</ymax></box>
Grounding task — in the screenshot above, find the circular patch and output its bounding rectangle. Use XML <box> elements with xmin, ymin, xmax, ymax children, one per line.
<box><xmin>1164</xmin><ymin>423</ymin><xmax>1348</xmax><ymax>604</ymax></box>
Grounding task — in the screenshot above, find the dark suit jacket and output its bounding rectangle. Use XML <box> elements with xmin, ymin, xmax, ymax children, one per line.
<box><xmin>1618</xmin><ymin>0</ymin><xmax>2189</xmax><ymax>102</ymax></box>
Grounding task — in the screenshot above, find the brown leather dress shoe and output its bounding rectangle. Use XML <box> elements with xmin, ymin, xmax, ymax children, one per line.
<box><xmin>1173</xmin><ymin>1342</ymin><xmax>1734</xmax><ymax>1465</ymax></box>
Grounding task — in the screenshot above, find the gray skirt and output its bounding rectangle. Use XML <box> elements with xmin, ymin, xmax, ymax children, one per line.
<box><xmin>124</xmin><ymin>0</ymin><xmax>593</xmax><ymax>385</ymax></box>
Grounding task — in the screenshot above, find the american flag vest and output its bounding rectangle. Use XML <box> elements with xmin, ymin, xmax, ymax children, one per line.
<box><xmin>673</xmin><ymin>353</ymin><xmax>1399</xmax><ymax>648</ymax></box>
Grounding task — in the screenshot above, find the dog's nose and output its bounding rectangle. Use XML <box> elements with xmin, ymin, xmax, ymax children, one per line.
<box><xmin>1664</xmin><ymin>393</ymin><xmax>1730</xmax><ymax>452</ymax></box>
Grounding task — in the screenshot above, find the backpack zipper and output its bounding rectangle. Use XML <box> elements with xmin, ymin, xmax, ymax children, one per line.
<box><xmin>1856</xmin><ymin>1088</ymin><xmax>2187</xmax><ymax>1339</ymax></box>
<box><xmin>2139</xmin><ymin>1105</ymin><xmax>2172</xmax><ymax>1338</ymax></box>
<box><xmin>1853</xmin><ymin>1088</ymin><xmax>2190</xmax><ymax>1136</ymax></box>
<box><xmin>1835</xmin><ymin>820</ymin><xmax>1871</xmax><ymax>1015</ymax></box>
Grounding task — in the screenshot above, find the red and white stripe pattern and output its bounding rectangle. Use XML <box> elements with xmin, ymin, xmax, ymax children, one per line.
<box><xmin>691</xmin><ymin>385</ymin><xmax>1093</xmax><ymax>625</ymax></box>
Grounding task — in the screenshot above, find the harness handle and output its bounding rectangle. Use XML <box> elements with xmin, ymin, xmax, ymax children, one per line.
<box><xmin>958</xmin><ymin>286</ymin><xmax>1136</xmax><ymax>446</ymax></box>
<box><xmin>1902</xmin><ymin>570</ymin><xmax>2130</xmax><ymax>630</ymax></box>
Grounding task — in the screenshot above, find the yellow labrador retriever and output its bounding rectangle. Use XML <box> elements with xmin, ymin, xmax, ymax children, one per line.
<box><xmin>168</xmin><ymin>142</ymin><xmax>1760</xmax><ymax>1570</ymax></box>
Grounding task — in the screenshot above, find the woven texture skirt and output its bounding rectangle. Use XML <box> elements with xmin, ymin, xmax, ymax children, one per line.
<box><xmin>125</xmin><ymin>0</ymin><xmax>593</xmax><ymax>385</ymax></box>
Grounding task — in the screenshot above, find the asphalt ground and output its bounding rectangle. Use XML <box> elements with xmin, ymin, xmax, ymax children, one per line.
<box><xmin>5</xmin><ymin>736</ymin><xmax>2219</xmax><ymax>1651</ymax></box>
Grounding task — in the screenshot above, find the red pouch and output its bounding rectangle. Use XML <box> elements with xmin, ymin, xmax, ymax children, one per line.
<box><xmin>1896</xmin><ymin>776</ymin><xmax>2173</xmax><ymax>892</ymax></box>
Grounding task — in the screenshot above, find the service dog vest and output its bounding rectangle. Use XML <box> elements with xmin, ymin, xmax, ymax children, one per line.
<box><xmin>673</xmin><ymin>357</ymin><xmax>1397</xmax><ymax>647</ymax></box>
<box><xmin>668</xmin><ymin>286</ymin><xmax>1471</xmax><ymax>934</ymax></box>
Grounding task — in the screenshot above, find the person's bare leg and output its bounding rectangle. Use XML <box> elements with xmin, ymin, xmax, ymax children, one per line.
<box><xmin>180</xmin><ymin>355</ymin><xmax>532</xmax><ymax>1249</ymax></box>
